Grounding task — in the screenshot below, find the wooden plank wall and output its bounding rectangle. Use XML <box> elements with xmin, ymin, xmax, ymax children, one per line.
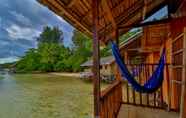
<box><xmin>142</xmin><ymin>24</ymin><xmax>169</xmax><ymax>49</ymax></box>
<box><xmin>170</xmin><ymin>16</ymin><xmax>186</xmax><ymax>116</ymax></box>
<box><xmin>171</xmin><ymin>31</ymin><xmax>184</xmax><ymax>111</ymax></box>
<box><xmin>179</xmin><ymin>28</ymin><xmax>186</xmax><ymax>118</ymax></box>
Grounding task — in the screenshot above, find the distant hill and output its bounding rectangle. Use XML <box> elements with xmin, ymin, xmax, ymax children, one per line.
<box><xmin>0</xmin><ymin>61</ymin><xmax>17</xmax><ymax>70</ymax></box>
<box><xmin>0</xmin><ymin>57</ymin><xmax>20</xmax><ymax>64</ymax></box>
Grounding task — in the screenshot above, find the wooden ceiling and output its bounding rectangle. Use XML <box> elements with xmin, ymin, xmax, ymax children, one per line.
<box><xmin>38</xmin><ymin>0</ymin><xmax>168</xmax><ymax>43</ymax></box>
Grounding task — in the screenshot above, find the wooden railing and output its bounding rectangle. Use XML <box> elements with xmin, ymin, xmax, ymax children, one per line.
<box><xmin>100</xmin><ymin>81</ymin><xmax>122</xmax><ymax>118</ymax></box>
<box><xmin>122</xmin><ymin>64</ymin><xmax>171</xmax><ymax>110</ymax></box>
<box><xmin>99</xmin><ymin>63</ymin><xmax>176</xmax><ymax>118</ymax></box>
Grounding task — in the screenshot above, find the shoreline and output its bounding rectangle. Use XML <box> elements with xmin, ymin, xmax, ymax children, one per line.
<box><xmin>50</xmin><ymin>72</ymin><xmax>81</xmax><ymax>78</ymax></box>
<box><xmin>1</xmin><ymin>70</ymin><xmax>81</xmax><ymax>78</ymax></box>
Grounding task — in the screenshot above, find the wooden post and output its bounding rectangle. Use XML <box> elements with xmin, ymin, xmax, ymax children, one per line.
<box><xmin>179</xmin><ymin>28</ymin><xmax>186</xmax><ymax>118</ymax></box>
<box><xmin>115</xmin><ymin>28</ymin><xmax>122</xmax><ymax>81</ymax></box>
<box><xmin>167</xmin><ymin>35</ymin><xmax>172</xmax><ymax>111</ymax></box>
<box><xmin>116</xmin><ymin>29</ymin><xmax>119</xmax><ymax>46</ymax></box>
<box><xmin>166</xmin><ymin>64</ymin><xmax>171</xmax><ymax>111</ymax></box>
<box><xmin>92</xmin><ymin>0</ymin><xmax>101</xmax><ymax>118</ymax></box>
<box><xmin>169</xmin><ymin>37</ymin><xmax>173</xmax><ymax>110</ymax></box>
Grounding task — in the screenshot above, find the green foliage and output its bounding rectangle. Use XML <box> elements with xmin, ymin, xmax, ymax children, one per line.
<box><xmin>37</xmin><ymin>26</ymin><xmax>63</xmax><ymax>44</ymax></box>
<box><xmin>0</xmin><ymin>62</ymin><xmax>15</xmax><ymax>69</ymax></box>
<box><xmin>16</xmin><ymin>26</ymin><xmax>112</xmax><ymax>73</ymax></box>
<box><xmin>16</xmin><ymin>26</ymin><xmax>67</xmax><ymax>73</ymax></box>
<box><xmin>69</xmin><ymin>30</ymin><xmax>92</xmax><ymax>72</ymax></box>
<box><xmin>100</xmin><ymin>44</ymin><xmax>112</xmax><ymax>57</ymax></box>
<box><xmin>16</xmin><ymin>49</ymin><xmax>41</xmax><ymax>72</ymax></box>
<box><xmin>0</xmin><ymin>76</ymin><xmax>4</xmax><ymax>80</ymax></box>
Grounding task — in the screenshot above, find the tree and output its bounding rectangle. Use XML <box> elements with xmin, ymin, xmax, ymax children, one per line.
<box><xmin>15</xmin><ymin>27</ymin><xmax>112</xmax><ymax>73</ymax></box>
<box><xmin>37</xmin><ymin>26</ymin><xmax>63</xmax><ymax>44</ymax></box>
<box><xmin>69</xmin><ymin>30</ymin><xmax>92</xmax><ymax>72</ymax></box>
<box><xmin>16</xmin><ymin>48</ymin><xmax>41</xmax><ymax>72</ymax></box>
<box><xmin>16</xmin><ymin>26</ymin><xmax>66</xmax><ymax>72</ymax></box>
<box><xmin>100</xmin><ymin>44</ymin><xmax>111</xmax><ymax>57</ymax></box>
<box><xmin>37</xmin><ymin>26</ymin><xmax>73</xmax><ymax>72</ymax></box>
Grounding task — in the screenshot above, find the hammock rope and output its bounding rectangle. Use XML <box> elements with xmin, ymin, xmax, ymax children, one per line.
<box><xmin>111</xmin><ymin>42</ymin><xmax>166</xmax><ymax>93</ymax></box>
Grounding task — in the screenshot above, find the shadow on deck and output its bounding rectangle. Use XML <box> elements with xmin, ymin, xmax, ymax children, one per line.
<box><xmin>117</xmin><ymin>104</ymin><xmax>179</xmax><ymax>118</ymax></box>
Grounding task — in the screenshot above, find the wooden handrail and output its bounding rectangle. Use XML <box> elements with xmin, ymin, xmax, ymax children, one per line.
<box><xmin>125</xmin><ymin>63</ymin><xmax>171</xmax><ymax>66</ymax></box>
<box><xmin>100</xmin><ymin>80</ymin><xmax>122</xmax><ymax>118</ymax></box>
<box><xmin>101</xmin><ymin>81</ymin><xmax>121</xmax><ymax>99</ymax></box>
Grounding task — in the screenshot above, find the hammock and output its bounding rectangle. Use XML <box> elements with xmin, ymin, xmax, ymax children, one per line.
<box><xmin>111</xmin><ymin>42</ymin><xmax>166</xmax><ymax>93</ymax></box>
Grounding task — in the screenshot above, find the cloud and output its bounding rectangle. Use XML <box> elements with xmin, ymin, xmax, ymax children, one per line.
<box><xmin>6</xmin><ymin>24</ymin><xmax>41</xmax><ymax>40</ymax></box>
<box><xmin>0</xmin><ymin>0</ymin><xmax>74</xmax><ymax>61</ymax></box>
<box><xmin>10</xmin><ymin>11</ymin><xmax>31</xmax><ymax>26</ymax></box>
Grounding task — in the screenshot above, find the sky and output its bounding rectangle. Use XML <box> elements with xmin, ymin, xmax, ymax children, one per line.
<box><xmin>0</xmin><ymin>0</ymin><xmax>74</xmax><ymax>63</ymax></box>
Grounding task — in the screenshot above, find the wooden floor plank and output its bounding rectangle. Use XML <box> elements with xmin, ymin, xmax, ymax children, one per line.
<box><xmin>117</xmin><ymin>104</ymin><xmax>179</xmax><ymax>118</ymax></box>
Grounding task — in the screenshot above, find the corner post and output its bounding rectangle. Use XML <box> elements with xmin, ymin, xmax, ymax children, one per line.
<box><xmin>115</xmin><ymin>28</ymin><xmax>122</xmax><ymax>81</ymax></box>
<box><xmin>115</xmin><ymin>28</ymin><xmax>123</xmax><ymax>105</ymax></box>
<box><xmin>92</xmin><ymin>0</ymin><xmax>101</xmax><ymax>117</ymax></box>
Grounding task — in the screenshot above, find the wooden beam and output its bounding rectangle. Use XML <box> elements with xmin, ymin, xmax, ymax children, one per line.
<box><xmin>67</xmin><ymin>0</ymin><xmax>78</xmax><ymax>8</ymax></box>
<box><xmin>98</xmin><ymin>0</ymin><xmax>144</xmax><ymax>38</ymax></box>
<box><xmin>142</xmin><ymin>0</ymin><xmax>148</xmax><ymax>20</ymax></box>
<box><xmin>116</xmin><ymin>0</ymin><xmax>144</xmax><ymax>25</ymax></box>
<box><xmin>126</xmin><ymin>47</ymin><xmax>160</xmax><ymax>52</ymax></box>
<box><xmin>92</xmin><ymin>0</ymin><xmax>101</xmax><ymax>117</ymax></box>
<box><xmin>118</xmin><ymin>17</ymin><xmax>171</xmax><ymax>29</ymax></box>
<box><xmin>55</xmin><ymin>0</ymin><xmax>91</xmax><ymax>30</ymax></box>
<box><xmin>168</xmin><ymin>0</ymin><xmax>183</xmax><ymax>14</ymax></box>
<box><xmin>39</xmin><ymin>0</ymin><xmax>92</xmax><ymax>35</ymax></box>
<box><xmin>101</xmin><ymin>0</ymin><xmax>117</xmax><ymax>29</ymax></box>
<box><xmin>144</xmin><ymin>0</ymin><xmax>167</xmax><ymax>19</ymax></box>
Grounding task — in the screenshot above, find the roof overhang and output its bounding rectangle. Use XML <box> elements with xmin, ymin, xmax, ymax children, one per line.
<box><xmin>38</xmin><ymin>0</ymin><xmax>169</xmax><ymax>43</ymax></box>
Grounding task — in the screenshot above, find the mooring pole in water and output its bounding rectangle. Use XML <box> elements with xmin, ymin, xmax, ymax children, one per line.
<box><xmin>92</xmin><ymin>0</ymin><xmax>101</xmax><ymax>117</ymax></box>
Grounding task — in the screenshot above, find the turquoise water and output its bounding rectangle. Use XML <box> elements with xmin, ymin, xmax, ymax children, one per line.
<box><xmin>0</xmin><ymin>72</ymin><xmax>93</xmax><ymax>118</ymax></box>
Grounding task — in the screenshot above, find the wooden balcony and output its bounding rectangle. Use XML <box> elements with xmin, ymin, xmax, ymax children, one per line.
<box><xmin>100</xmin><ymin>64</ymin><xmax>180</xmax><ymax>118</ymax></box>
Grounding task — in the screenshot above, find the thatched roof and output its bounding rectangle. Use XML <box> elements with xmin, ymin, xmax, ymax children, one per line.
<box><xmin>37</xmin><ymin>0</ymin><xmax>176</xmax><ymax>43</ymax></box>
<box><xmin>81</xmin><ymin>56</ymin><xmax>114</xmax><ymax>67</ymax></box>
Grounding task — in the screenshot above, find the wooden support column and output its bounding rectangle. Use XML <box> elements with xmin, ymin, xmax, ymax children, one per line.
<box><xmin>92</xmin><ymin>0</ymin><xmax>101</xmax><ymax>118</ymax></box>
<box><xmin>115</xmin><ymin>28</ymin><xmax>122</xmax><ymax>81</ymax></box>
<box><xmin>115</xmin><ymin>28</ymin><xmax>119</xmax><ymax>46</ymax></box>
<box><xmin>142</xmin><ymin>0</ymin><xmax>147</xmax><ymax>20</ymax></box>
<box><xmin>114</xmin><ymin>28</ymin><xmax>123</xmax><ymax>112</ymax></box>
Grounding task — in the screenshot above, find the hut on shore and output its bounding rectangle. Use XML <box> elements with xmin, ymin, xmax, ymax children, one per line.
<box><xmin>81</xmin><ymin>56</ymin><xmax>115</xmax><ymax>76</ymax></box>
<box><xmin>80</xmin><ymin>56</ymin><xmax>115</xmax><ymax>82</ymax></box>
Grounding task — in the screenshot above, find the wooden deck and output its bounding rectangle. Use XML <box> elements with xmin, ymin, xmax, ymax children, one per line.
<box><xmin>117</xmin><ymin>104</ymin><xmax>179</xmax><ymax>118</ymax></box>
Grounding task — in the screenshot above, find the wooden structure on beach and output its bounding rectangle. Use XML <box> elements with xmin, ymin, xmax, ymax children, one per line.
<box><xmin>81</xmin><ymin>56</ymin><xmax>115</xmax><ymax>76</ymax></box>
<box><xmin>38</xmin><ymin>0</ymin><xmax>186</xmax><ymax>118</ymax></box>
